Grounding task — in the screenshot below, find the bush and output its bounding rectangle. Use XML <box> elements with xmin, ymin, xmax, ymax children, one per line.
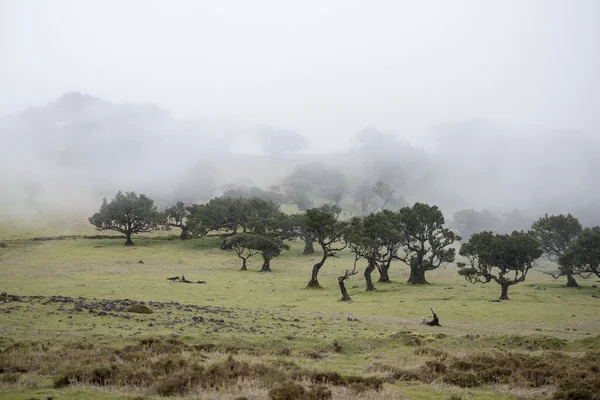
<box><xmin>0</xmin><ymin>373</ymin><xmax>19</xmax><ymax>383</ymax></box>
<box><xmin>442</xmin><ymin>372</ymin><xmax>480</xmax><ymax>388</ymax></box>
<box><xmin>552</xmin><ymin>389</ymin><xmax>595</xmax><ymax>400</ymax></box>
<box><xmin>269</xmin><ymin>381</ymin><xmax>306</xmax><ymax>400</ymax></box>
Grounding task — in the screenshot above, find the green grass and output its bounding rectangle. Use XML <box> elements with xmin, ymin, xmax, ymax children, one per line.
<box><xmin>1</xmin><ymin>215</ymin><xmax>600</xmax><ymax>399</ymax></box>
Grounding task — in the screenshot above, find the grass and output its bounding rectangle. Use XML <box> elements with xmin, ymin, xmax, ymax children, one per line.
<box><xmin>1</xmin><ymin>214</ymin><xmax>600</xmax><ymax>399</ymax></box>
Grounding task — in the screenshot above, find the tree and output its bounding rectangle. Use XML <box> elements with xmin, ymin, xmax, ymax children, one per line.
<box><xmin>398</xmin><ymin>203</ymin><xmax>459</xmax><ymax>284</ymax></box>
<box><xmin>185</xmin><ymin>196</ymin><xmax>280</xmax><ymax>248</ymax></box>
<box><xmin>282</xmin><ymin>163</ymin><xmax>350</xmax><ymax>208</ymax></box>
<box><xmin>24</xmin><ymin>181</ymin><xmax>43</xmax><ymax>205</ymax></box>
<box><xmin>287</xmin><ymin>190</ymin><xmax>314</xmax><ymax>213</ymax></box>
<box><xmin>345</xmin><ymin>211</ymin><xmax>403</xmax><ymax>289</ymax></box>
<box><xmin>88</xmin><ymin>191</ymin><xmax>162</xmax><ymax>246</ymax></box>
<box><xmin>458</xmin><ymin>231</ymin><xmax>543</xmax><ymax>300</ymax></box>
<box><xmin>249</xmin><ymin>235</ymin><xmax>290</xmax><ymax>272</ymax></box>
<box><xmin>283</xmin><ymin>213</ymin><xmax>315</xmax><ymax>255</ymax></box>
<box><xmin>338</xmin><ymin>257</ymin><xmax>359</xmax><ymax>301</ymax></box>
<box><xmin>304</xmin><ymin>205</ymin><xmax>347</xmax><ymax>287</ymax></box>
<box><xmin>531</xmin><ymin>213</ymin><xmax>582</xmax><ymax>287</ymax></box>
<box><xmin>559</xmin><ymin>226</ymin><xmax>600</xmax><ymax>279</ymax></box>
<box><xmin>165</xmin><ymin>201</ymin><xmax>191</xmax><ymax>240</ymax></box>
<box><xmin>223</xmin><ymin>185</ymin><xmax>285</xmax><ymax>210</ymax></box>
<box><xmin>451</xmin><ymin>209</ymin><xmax>500</xmax><ymax>242</ymax></box>
<box><xmin>373</xmin><ymin>180</ymin><xmax>404</xmax><ymax>211</ymax></box>
<box><xmin>352</xmin><ymin>180</ymin><xmax>374</xmax><ymax>214</ymax></box>
<box><xmin>225</xmin><ymin>234</ymin><xmax>259</xmax><ymax>270</ymax></box>
<box><xmin>499</xmin><ymin>209</ymin><xmax>533</xmax><ymax>234</ymax></box>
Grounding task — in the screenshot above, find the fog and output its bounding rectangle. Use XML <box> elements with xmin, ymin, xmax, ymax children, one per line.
<box><xmin>1</xmin><ymin>1</ymin><xmax>599</xmax><ymax>228</ymax></box>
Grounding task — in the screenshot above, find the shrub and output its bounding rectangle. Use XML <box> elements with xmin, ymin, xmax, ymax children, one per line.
<box><xmin>552</xmin><ymin>389</ymin><xmax>595</xmax><ymax>400</ymax></box>
<box><xmin>0</xmin><ymin>373</ymin><xmax>19</xmax><ymax>383</ymax></box>
<box><xmin>442</xmin><ymin>372</ymin><xmax>480</xmax><ymax>388</ymax></box>
<box><xmin>269</xmin><ymin>381</ymin><xmax>306</xmax><ymax>400</ymax></box>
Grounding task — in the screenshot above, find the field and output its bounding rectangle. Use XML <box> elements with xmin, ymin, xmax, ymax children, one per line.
<box><xmin>1</xmin><ymin>214</ymin><xmax>600</xmax><ymax>400</ymax></box>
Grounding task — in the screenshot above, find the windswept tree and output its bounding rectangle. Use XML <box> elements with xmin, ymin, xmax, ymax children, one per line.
<box><xmin>531</xmin><ymin>213</ymin><xmax>583</xmax><ymax>287</ymax></box>
<box><xmin>250</xmin><ymin>235</ymin><xmax>290</xmax><ymax>272</ymax></box>
<box><xmin>345</xmin><ymin>211</ymin><xmax>403</xmax><ymax>290</ymax></box>
<box><xmin>165</xmin><ymin>201</ymin><xmax>191</xmax><ymax>240</ymax></box>
<box><xmin>559</xmin><ymin>226</ymin><xmax>600</xmax><ymax>279</ymax></box>
<box><xmin>320</xmin><ymin>170</ymin><xmax>350</xmax><ymax>209</ymax></box>
<box><xmin>305</xmin><ymin>205</ymin><xmax>347</xmax><ymax>287</ymax></box>
<box><xmin>373</xmin><ymin>180</ymin><xmax>405</xmax><ymax>211</ymax></box>
<box><xmin>398</xmin><ymin>203</ymin><xmax>459</xmax><ymax>284</ymax></box>
<box><xmin>338</xmin><ymin>257</ymin><xmax>359</xmax><ymax>301</ymax></box>
<box><xmin>352</xmin><ymin>180</ymin><xmax>374</xmax><ymax>214</ymax></box>
<box><xmin>287</xmin><ymin>190</ymin><xmax>315</xmax><ymax>213</ymax></box>
<box><xmin>281</xmin><ymin>213</ymin><xmax>315</xmax><ymax>255</ymax></box>
<box><xmin>225</xmin><ymin>234</ymin><xmax>259</xmax><ymax>271</ymax></box>
<box><xmin>88</xmin><ymin>191</ymin><xmax>162</xmax><ymax>246</ymax></box>
<box><xmin>458</xmin><ymin>231</ymin><xmax>543</xmax><ymax>300</ymax></box>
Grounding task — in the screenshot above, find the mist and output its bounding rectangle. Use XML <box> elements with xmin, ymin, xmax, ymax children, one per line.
<box><xmin>1</xmin><ymin>0</ymin><xmax>599</xmax><ymax>229</ymax></box>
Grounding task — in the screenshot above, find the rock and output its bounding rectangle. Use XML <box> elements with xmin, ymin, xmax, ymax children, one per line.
<box><xmin>0</xmin><ymin>242</ymin><xmax>7</xmax><ymax>248</ymax></box>
<box><xmin>138</xmin><ymin>260</ymin><xmax>144</xmax><ymax>264</ymax></box>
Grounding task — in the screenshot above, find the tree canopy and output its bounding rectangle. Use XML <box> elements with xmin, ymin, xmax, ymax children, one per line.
<box><xmin>282</xmin><ymin>163</ymin><xmax>350</xmax><ymax>208</ymax></box>
<box><xmin>304</xmin><ymin>205</ymin><xmax>347</xmax><ymax>287</ymax></box>
<box><xmin>345</xmin><ymin>211</ymin><xmax>403</xmax><ymax>290</ymax></box>
<box><xmin>398</xmin><ymin>203</ymin><xmax>459</xmax><ymax>284</ymax></box>
<box><xmin>185</xmin><ymin>196</ymin><xmax>280</xmax><ymax>242</ymax></box>
<box><xmin>458</xmin><ymin>230</ymin><xmax>543</xmax><ymax>300</ymax></box>
<box><xmin>88</xmin><ymin>191</ymin><xmax>162</xmax><ymax>246</ymax></box>
<box><xmin>164</xmin><ymin>201</ymin><xmax>191</xmax><ymax>240</ymax></box>
<box><xmin>559</xmin><ymin>226</ymin><xmax>600</xmax><ymax>279</ymax></box>
<box><xmin>531</xmin><ymin>213</ymin><xmax>582</xmax><ymax>287</ymax></box>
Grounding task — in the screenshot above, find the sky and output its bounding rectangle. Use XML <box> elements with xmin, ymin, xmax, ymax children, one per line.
<box><xmin>1</xmin><ymin>0</ymin><xmax>599</xmax><ymax>150</ymax></box>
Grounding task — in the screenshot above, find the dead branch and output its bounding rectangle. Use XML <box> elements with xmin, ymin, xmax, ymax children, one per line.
<box><xmin>421</xmin><ymin>306</ymin><xmax>441</xmax><ymax>326</ymax></box>
<box><xmin>338</xmin><ymin>255</ymin><xmax>360</xmax><ymax>301</ymax></box>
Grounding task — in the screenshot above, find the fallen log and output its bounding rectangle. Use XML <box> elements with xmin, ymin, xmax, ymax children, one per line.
<box><xmin>167</xmin><ymin>276</ymin><xmax>207</xmax><ymax>284</ymax></box>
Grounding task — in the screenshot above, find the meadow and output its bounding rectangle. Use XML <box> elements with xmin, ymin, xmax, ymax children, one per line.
<box><xmin>1</xmin><ymin>213</ymin><xmax>599</xmax><ymax>400</ymax></box>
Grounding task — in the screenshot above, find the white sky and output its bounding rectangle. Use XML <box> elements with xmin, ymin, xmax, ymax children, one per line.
<box><xmin>1</xmin><ymin>0</ymin><xmax>599</xmax><ymax>149</ymax></box>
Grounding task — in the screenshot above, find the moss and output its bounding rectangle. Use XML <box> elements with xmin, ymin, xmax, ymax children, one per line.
<box><xmin>126</xmin><ymin>304</ymin><xmax>153</xmax><ymax>314</ymax></box>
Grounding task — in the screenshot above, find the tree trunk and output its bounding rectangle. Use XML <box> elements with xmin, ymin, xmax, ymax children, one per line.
<box><xmin>365</xmin><ymin>262</ymin><xmax>376</xmax><ymax>291</ymax></box>
<box><xmin>240</xmin><ymin>258</ymin><xmax>247</xmax><ymax>271</ymax></box>
<box><xmin>179</xmin><ymin>227</ymin><xmax>190</xmax><ymax>240</ymax></box>
<box><xmin>260</xmin><ymin>260</ymin><xmax>272</xmax><ymax>272</ymax></box>
<box><xmin>338</xmin><ymin>276</ymin><xmax>352</xmax><ymax>301</ymax></box>
<box><xmin>378</xmin><ymin>261</ymin><xmax>391</xmax><ymax>283</ymax></box>
<box><xmin>124</xmin><ymin>234</ymin><xmax>134</xmax><ymax>246</ymax></box>
<box><xmin>565</xmin><ymin>273</ymin><xmax>579</xmax><ymax>288</ymax></box>
<box><xmin>500</xmin><ymin>283</ymin><xmax>510</xmax><ymax>300</ymax></box>
<box><xmin>307</xmin><ymin>254</ymin><xmax>327</xmax><ymax>288</ymax></box>
<box><xmin>407</xmin><ymin>260</ymin><xmax>428</xmax><ymax>284</ymax></box>
<box><xmin>303</xmin><ymin>235</ymin><xmax>315</xmax><ymax>255</ymax></box>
